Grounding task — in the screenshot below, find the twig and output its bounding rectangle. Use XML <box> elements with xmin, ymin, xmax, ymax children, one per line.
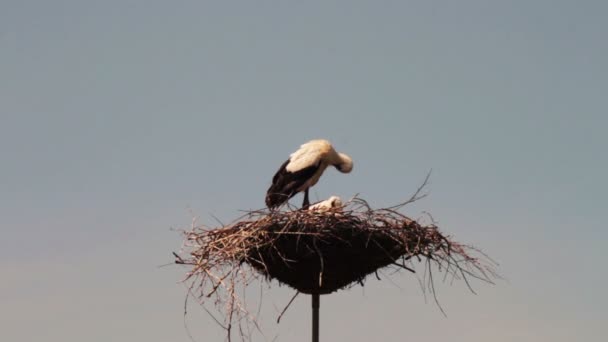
<box><xmin>276</xmin><ymin>292</ymin><xmax>300</xmax><ymax>323</ymax></box>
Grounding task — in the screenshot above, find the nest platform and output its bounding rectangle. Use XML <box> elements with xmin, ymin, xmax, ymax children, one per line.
<box><xmin>174</xmin><ymin>197</ymin><xmax>498</xmax><ymax>341</ymax></box>
<box><xmin>176</xmin><ymin>198</ymin><xmax>496</xmax><ymax>296</ymax></box>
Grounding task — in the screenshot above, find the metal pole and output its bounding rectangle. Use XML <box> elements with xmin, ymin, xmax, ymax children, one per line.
<box><xmin>312</xmin><ymin>293</ymin><xmax>320</xmax><ymax>342</ymax></box>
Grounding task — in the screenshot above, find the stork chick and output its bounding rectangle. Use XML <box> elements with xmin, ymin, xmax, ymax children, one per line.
<box><xmin>308</xmin><ymin>196</ymin><xmax>343</xmax><ymax>211</ymax></box>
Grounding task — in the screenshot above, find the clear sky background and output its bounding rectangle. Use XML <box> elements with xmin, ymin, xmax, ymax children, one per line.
<box><xmin>1</xmin><ymin>1</ymin><xmax>607</xmax><ymax>341</ymax></box>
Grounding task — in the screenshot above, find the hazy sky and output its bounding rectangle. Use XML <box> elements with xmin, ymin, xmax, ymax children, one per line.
<box><xmin>1</xmin><ymin>1</ymin><xmax>607</xmax><ymax>341</ymax></box>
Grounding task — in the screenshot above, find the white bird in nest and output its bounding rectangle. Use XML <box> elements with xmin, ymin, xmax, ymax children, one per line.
<box><xmin>265</xmin><ymin>139</ymin><xmax>353</xmax><ymax>209</ymax></box>
<box><xmin>308</xmin><ymin>196</ymin><xmax>343</xmax><ymax>211</ymax></box>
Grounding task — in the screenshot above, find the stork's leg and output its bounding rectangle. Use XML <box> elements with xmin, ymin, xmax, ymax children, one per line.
<box><xmin>302</xmin><ymin>189</ymin><xmax>310</xmax><ymax>209</ymax></box>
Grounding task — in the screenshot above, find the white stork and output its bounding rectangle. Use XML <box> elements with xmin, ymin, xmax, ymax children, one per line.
<box><xmin>265</xmin><ymin>139</ymin><xmax>353</xmax><ymax>209</ymax></box>
<box><xmin>308</xmin><ymin>195</ymin><xmax>343</xmax><ymax>211</ymax></box>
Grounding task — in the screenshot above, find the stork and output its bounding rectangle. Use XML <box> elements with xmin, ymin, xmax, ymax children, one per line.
<box><xmin>308</xmin><ymin>196</ymin><xmax>343</xmax><ymax>211</ymax></box>
<box><xmin>265</xmin><ymin>139</ymin><xmax>353</xmax><ymax>209</ymax></box>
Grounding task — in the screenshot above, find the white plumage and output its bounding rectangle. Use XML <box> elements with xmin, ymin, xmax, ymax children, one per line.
<box><xmin>308</xmin><ymin>196</ymin><xmax>343</xmax><ymax>211</ymax></box>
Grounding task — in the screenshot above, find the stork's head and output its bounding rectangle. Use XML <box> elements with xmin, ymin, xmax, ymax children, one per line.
<box><xmin>335</xmin><ymin>153</ymin><xmax>353</xmax><ymax>173</ymax></box>
<box><xmin>327</xmin><ymin>195</ymin><xmax>343</xmax><ymax>208</ymax></box>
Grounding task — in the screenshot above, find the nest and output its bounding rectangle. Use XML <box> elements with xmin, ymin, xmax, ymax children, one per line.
<box><xmin>175</xmin><ymin>196</ymin><xmax>498</xmax><ymax>339</ymax></box>
<box><xmin>236</xmin><ymin>205</ymin><xmax>454</xmax><ymax>294</ymax></box>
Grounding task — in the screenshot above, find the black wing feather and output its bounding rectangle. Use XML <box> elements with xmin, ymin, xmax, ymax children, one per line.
<box><xmin>265</xmin><ymin>159</ymin><xmax>319</xmax><ymax>208</ymax></box>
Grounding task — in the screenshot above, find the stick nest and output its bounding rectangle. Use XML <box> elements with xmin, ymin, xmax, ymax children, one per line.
<box><xmin>175</xmin><ymin>196</ymin><xmax>498</xmax><ymax>338</ymax></box>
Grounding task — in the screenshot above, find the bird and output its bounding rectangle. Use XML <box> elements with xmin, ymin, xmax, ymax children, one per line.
<box><xmin>265</xmin><ymin>139</ymin><xmax>353</xmax><ymax>209</ymax></box>
<box><xmin>308</xmin><ymin>195</ymin><xmax>343</xmax><ymax>211</ymax></box>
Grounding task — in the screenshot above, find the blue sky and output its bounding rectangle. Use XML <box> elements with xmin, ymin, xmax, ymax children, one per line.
<box><xmin>1</xmin><ymin>1</ymin><xmax>607</xmax><ymax>341</ymax></box>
